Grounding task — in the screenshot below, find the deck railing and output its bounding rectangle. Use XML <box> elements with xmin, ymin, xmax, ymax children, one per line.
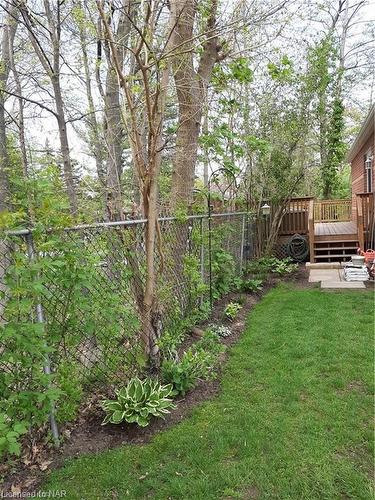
<box><xmin>313</xmin><ymin>199</ymin><xmax>352</xmax><ymax>223</ymax></box>
<box><xmin>278</xmin><ymin>197</ymin><xmax>312</xmax><ymax>236</ymax></box>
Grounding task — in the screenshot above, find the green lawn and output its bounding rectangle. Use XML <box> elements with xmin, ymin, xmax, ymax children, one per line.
<box><xmin>44</xmin><ymin>285</ymin><xmax>374</xmax><ymax>499</ymax></box>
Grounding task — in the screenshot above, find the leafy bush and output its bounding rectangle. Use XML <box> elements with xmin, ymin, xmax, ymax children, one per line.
<box><xmin>102</xmin><ymin>378</ymin><xmax>175</xmax><ymax>427</ymax></box>
<box><xmin>245</xmin><ymin>257</ymin><xmax>298</xmax><ymax>276</ymax></box>
<box><xmin>162</xmin><ymin>331</ymin><xmax>224</xmax><ymax>395</ymax></box>
<box><xmin>212</xmin><ymin>250</ymin><xmax>236</xmax><ymax>298</ymax></box>
<box><xmin>224</xmin><ymin>302</ymin><xmax>242</xmax><ymax>320</ymax></box>
<box><xmin>241</xmin><ymin>278</ymin><xmax>263</xmax><ymax>293</ymax></box>
<box><xmin>273</xmin><ymin>258</ymin><xmax>298</xmax><ymax>275</ymax></box>
<box><xmin>0</xmin><ymin>414</ymin><xmax>28</xmax><ymax>458</ymax></box>
<box><xmin>161</xmin><ymin>352</ymin><xmax>204</xmax><ymax>396</ymax></box>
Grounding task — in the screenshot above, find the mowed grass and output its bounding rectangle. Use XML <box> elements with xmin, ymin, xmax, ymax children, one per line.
<box><xmin>44</xmin><ymin>285</ymin><xmax>374</xmax><ymax>499</ymax></box>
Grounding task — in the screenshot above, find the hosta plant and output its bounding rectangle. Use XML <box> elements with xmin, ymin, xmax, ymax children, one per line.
<box><xmin>224</xmin><ymin>301</ymin><xmax>242</xmax><ymax>321</ymax></box>
<box><xmin>102</xmin><ymin>378</ymin><xmax>175</xmax><ymax>427</ymax></box>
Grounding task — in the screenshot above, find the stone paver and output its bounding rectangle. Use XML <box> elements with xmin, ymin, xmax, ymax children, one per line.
<box><xmin>308</xmin><ymin>269</ymin><xmax>341</xmax><ymax>283</ymax></box>
<box><xmin>321</xmin><ymin>281</ymin><xmax>366</xmax><ymax>289</ymax></box>
<box><xmin>306</xmin><ymin>262</ymin><xmax>342</xmax><ymax>269</ymax></box>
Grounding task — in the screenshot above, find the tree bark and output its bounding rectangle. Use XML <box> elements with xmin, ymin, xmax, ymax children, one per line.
<box><xmin>102</xmin><ymin>3</ymin><xmax>133</xmax><ymax>221</ymax></box>
<box><xmin>53</xmin><ymin>79</ymin><xmax>79</xmax><ymax>213</ymax></box>
<box><xmin>0</xmin><ymin>4</ymin><xmax>18</xmax><ymax>211</ymax></box>
<box><xmin>170</xmin><ymin>0</ymin><xmax>221</xmax><ymax>210</ymax></box>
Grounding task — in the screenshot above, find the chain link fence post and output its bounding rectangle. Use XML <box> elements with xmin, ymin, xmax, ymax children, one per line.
<box><xmin>240</xmin><ymin>213</ymin><xmax>246</xmax><ymax>273</ymax></box>
<box><xmin>25</xmin><ymin>231</ymin><xmax>60</xmax><ymax>447</ymax></box>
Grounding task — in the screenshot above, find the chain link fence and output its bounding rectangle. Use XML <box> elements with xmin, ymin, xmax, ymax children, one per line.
<box><xmin>0</xmin><ymin>212</ymin><xmax>254</xmax><ymax>437</ymax></box>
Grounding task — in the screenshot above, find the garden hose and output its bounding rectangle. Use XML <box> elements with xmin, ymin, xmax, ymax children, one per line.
<box><xmin>286</xmin><ymin>234</ymin><xmax>309</xmax><ymax>262</ymax></box>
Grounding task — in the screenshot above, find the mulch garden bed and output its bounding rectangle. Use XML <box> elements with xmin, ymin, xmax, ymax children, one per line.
<box><xmin>1</xmin><ymin>266</ymin><xmax>309</xmax><ymax>495</ymax></box>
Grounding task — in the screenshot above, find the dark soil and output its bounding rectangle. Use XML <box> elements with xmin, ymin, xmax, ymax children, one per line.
<box><xmin>1</xmin><ymin>267</ymin><xmax>309</xmax><ymax>495</ymax></box>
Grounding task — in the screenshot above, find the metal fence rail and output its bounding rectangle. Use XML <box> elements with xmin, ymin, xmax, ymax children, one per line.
<box><xmin>0</xmin><ymin>212</ymin><xmax>254</xmax><ymax>438</ymax></box>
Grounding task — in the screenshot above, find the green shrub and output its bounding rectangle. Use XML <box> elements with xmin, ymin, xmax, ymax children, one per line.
<box><xmin>162</xmin><ymin>331</ymin><xmax>224</xmax><ymax>395</ymax></box>
<box><xmin>245</xmin><ymin>257</ymin><xmax>298</xmax><ymax>276</ymax></box>
<box><xmin>102</xmin><ymin>378</ymin><xmax>175</xmax><ymax>427</ymax></box>
<box><xmin>224</xmin><ymin>302</ymin><xmax>242</xmax><ymax>320</ymax></box>
<box><xmin>0</xmin><ymin>414</ymin><xmax>28</xmax><ymax>458</ymax></box>
<box><xmin>273</xmin><ymin>258</ymin><xmax>298</xmax><ymax>275</ymax></box>
<box><xmin>241</xmin><ymin>278</ymin><xmax>263</xmax><ymax>293</ymax></box>
<box><xmin>212</xmin><ymin>250</ymin><xmax>236</xmax><ymax>298</ymax></box>
<box><xmin>161</xmin><ymin>352</ymin><xmax>204</xmax><ymax>396</ymax></box>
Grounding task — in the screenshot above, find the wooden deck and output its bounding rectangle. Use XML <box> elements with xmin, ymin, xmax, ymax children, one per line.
<box><xmin>314</xmin><ymin>221</ymin><xmax>357</xmax><ymax>237</ymax></box>
<box><xmin>274</xmin><ymin>194</ymin><xmax>373</xmax><ymax>262</ymax></box>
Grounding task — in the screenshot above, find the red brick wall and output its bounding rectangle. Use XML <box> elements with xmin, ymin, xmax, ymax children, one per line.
<box><xmin>351</xmin><ymin>132</ymin><xmax>374</xmax><ymax>220</ymax></box>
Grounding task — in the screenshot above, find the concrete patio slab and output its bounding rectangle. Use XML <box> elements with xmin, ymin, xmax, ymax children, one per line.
<box><xmin>306</xmin><ymin>262</ymin><xmax>343</xmax><ymax>269</ymax></box>
<box><xmin>321</xmin><ymin>281</ymin><xmax>366</xmax><ymax>289</ymax></box>
<box><xmin>308</xmin><ymin>269</ymin><xmax>341</xmax><ymax>282</ymax></box>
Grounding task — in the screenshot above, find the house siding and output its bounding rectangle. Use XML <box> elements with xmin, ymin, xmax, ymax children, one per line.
<box><xmin>350</xmin><ymin>132</ymin><xmax>375</xmax><ymax>221</ymax></box>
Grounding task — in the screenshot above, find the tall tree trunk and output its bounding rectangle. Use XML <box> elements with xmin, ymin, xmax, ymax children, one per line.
<box><xmin>102</xmin><ymin>3</ymin><xmax>133</xmax><ymax>221</ymax></box>
<box><xmin>52</xmin><ymin>79</ymin><xmax>79</xmax><ymax>213</ymax></box>
<box><xmin>104</xmin><ymin>66</ymin><xmax>124</xmax><ymax>221</ymax></box>
<box><xmin>0</xmin><ymin>4</ymin><xmax>18</xmax><ymax>211</ymax></box>
<box><xmin>0</xmin><ymin>4</ymin><xmax>18</xmax><ymax>320</ymax></box>
<box><xmin>170</xmin><ymin>0</ymin><xmax>221</xmax><ymax>211</ymax></box>
<box><xmin>97</xmin><ymin>0</ymin><xmax>171</xmax><ymax>368</ymax></box>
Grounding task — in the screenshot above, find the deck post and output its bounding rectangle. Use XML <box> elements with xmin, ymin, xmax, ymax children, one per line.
<box><xmin>308</xmin><ymin>198</ymin><xmax>315</xmax><ymax>263</ymax></box>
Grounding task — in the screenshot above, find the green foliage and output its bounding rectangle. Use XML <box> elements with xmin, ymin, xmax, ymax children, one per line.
<box><xmin>245</xmin><ymin>257</ymin><xmax>297</xmax><ymax>276</ymax></box>
<box><xmin>199</xmin><ymin>124</ymin><xmax>242</xmax><ymax>176</ymax></box>
<box><xmin>102</xmin><ymin>378</ymin><xmax>175</xmax><ymax>427</ymax></box>
<box><xmin>0</xmin><ymin>247</ymin><xmax>62</xmax><ymax>432</ymax></box>
<box><xmin>321</xmin><ymin>96</ymin><xmax>347</xmax><ymax>198</ymax></box>
<box><xmin>183</xmin><ymin>254</ymin><xmax>209</xmax><ymax>304</ymax></box>
<box><xmin>224</xmin><ymin>301</ymin><xmax>242</xmax><ymax>321</ymax></box>
<box><xmin>273</xmin><ymin>258</ymin><xmax>298</xmax><ymax>275</ymax></box>
<box><xmin>267</xmin><ymin>55</ymin><xmax>294</xmax><ymax>82</ymax></box>
<box><xmin>229</xmin><ymin>57</ymin><xmax>253</xmax><ymax>83</ymax></box>
<box><xmin>161</xmin><ymin>331</ymin><xmax>224</xmax><ymax>395</ymax></box>
<box><xmin>307</xmin><ymin>36</ymin><xmax>347</xmax><ymax>199</ymax></box>
<box><xmin>211</xmin><ymin>57</ymin><xmax>253</xmax><ymax>91</ymax></box>
<box><xmin>0</xmin><ymin>414</ymin><xmax>28</xmax><ymax>458</ymax></box>
<box><xmin>212</xmin><ymin>250</ymin><xmax>236</xmax><ymax>298</ymax></box>
<box><xmin>55</xmin><ymin>362</ymin><xmax>83</xmax><ymax>423</ymax></box>
<box><xmin>161</xmin><ymin>353</ymin><xmax>203</xmax><ymax>396</ymax></box>
<box><xmin>241</xmin><ymin>278</ymin><xmax>263</xmax><ymax>293</ymax></box>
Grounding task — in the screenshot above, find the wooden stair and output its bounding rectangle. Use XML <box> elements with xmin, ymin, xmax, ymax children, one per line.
<box><xmin>313</xmin><ymin>239</ymin><xmax>359</xmax><ymax>263</ymax></box>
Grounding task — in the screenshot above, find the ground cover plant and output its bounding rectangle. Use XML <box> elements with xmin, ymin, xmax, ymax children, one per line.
<box><xmin>43</xmin><ymin>285</ymin><xmax>373</xmax><ymax>499</ymax></box>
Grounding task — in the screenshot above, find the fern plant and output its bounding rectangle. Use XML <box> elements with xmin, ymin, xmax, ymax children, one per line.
<box><xmin>102</xmin><ymin>378</ymin><xmax>175</xmax><ymax>427</ymax></box>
